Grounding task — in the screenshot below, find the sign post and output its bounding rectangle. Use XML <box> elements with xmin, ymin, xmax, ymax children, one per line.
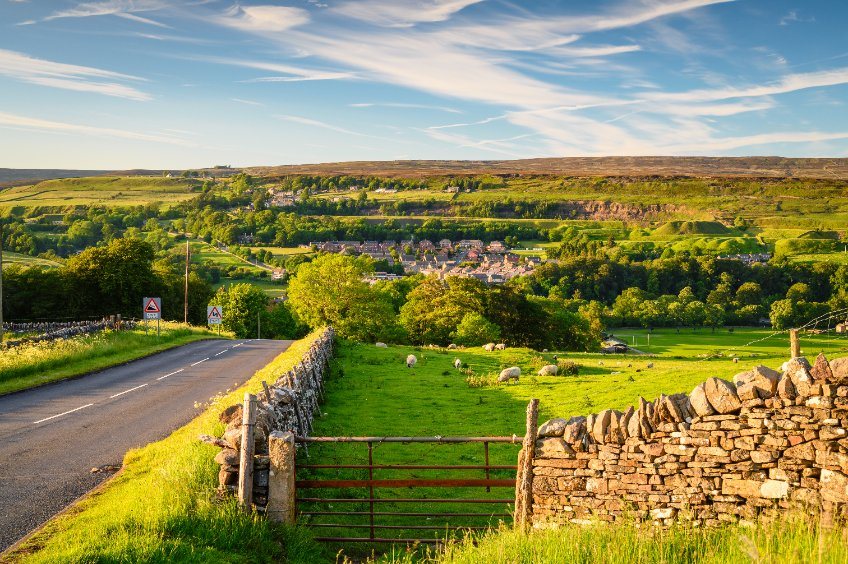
<box><xmin>143</xmin><ymin>297</ymin><xmax>162</xmax><ymax>338</ymax></box>
<box><xmin>207</xmin><ymin>305</ymin><xmax>223</xmax><ymax>336</ymax></box>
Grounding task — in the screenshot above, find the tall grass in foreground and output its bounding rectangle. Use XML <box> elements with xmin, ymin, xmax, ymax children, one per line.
<box><xmin>8</xmin><ymin>330</ymin><xmax>329</xmax><ymax>563</ymax></box>
<box><xmin>379</xmin><ymin>518</ymin><xmax>848</xmax><ymax>564</ymax></box>
<box><xmin>0</xmin><ymin>323</ymin><xmax>214</xmax><ymax>395</ymax></box>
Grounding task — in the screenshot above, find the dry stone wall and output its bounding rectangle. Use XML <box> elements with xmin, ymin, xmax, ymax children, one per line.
<box><xmin>201</xmin><ymin>328</ymin><xmax>334</xmax><ymax>507</ymax></box>
<box><xmin>531</xmin><ymin>353</ymin><xmax>848</xmax><ymax>527</ymax></box>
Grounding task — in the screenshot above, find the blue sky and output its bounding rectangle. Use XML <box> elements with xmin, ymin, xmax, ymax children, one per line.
<box><xmin>1</xmin><ymin>0</ymin><xmax>846</xmax><ymax>168</ymax></box>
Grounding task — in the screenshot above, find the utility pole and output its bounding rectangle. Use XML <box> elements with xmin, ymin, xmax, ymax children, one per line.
<box><xmin>184</xmin><ymin>238</ymin><xmax>190</xmax><ymax>324</ymax></box>
<box><xmin>257</xmin><ymin>310</ymin><xmax>261</xmax><ymax>340</ymax></box>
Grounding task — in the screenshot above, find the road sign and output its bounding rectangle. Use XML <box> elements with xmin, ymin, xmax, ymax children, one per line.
<box><xmin>143</xmin><ymin>297</ymin><xmax>162</xmax><ymax>320</ymax></box>
<box><xmin>207</xmin><ymin>305</ymin><xmax>223</xmax><ymax>325</ymax></box>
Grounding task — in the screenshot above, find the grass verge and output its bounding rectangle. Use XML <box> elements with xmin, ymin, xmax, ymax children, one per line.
<box><xmin>381</xmin><ymin>517</ymin><xmax>848</xmax><ymax>563</ymax></box>
<box><xmin>4</xmin><ymin>329</ymin><xmax>330</xmax><ymax>563</ymax></box>
<box><xmin>0</xmin><ymin>323</ymin><xmax>217</xmax><ymax>396</ymax></box>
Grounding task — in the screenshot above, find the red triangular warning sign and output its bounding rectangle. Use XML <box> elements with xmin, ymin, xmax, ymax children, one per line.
<box><xmin>145</xmin><ymin>298</ymin><xmax>160</xmax><ymax>313</ymax></box>
<box><xmin>208</xmin><ymin>307</ymin><xmax>220</xmax><ymax>319</ymax></box>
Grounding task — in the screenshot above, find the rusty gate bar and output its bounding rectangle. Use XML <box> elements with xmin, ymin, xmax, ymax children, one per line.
<box><xmin>294</xmin><ymin>435</ymin><xmax>520</xmax><ymax>545</ymax></box>
<box><xmin>368</xmin><ymin>441</ymin><xmax>374</xmax><ymax>540</ymax></box>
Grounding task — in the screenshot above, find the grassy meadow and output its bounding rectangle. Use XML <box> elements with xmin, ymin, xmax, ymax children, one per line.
<box><xmin>0</xmin><ymin>177</ymin><xmax>199</xmax><ymax>208</ymax></box>
<box><xmin>383</xmin><ymin>518</ymin><xmax>848</xmax><ymax>564</ymax></box>
<box><xmin>0</xmin><ymin>251</ymin><xmax>62</xmax><ymax>269</ymax></box>
<box><xmin>298</xmin><ymin>327</ymin><xmax>848</xmax><ymax>558</ymax></box>
<box><xmin>0</xmin><ymin>323</ymin><xmax>217</xmax><ymax>395</ymax></box>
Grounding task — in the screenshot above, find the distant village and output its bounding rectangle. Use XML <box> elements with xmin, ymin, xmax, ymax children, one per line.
<box><xmin>304</xmin><ymin>239</ymin><xmax>539</xmax><ymax>285</ymax></box>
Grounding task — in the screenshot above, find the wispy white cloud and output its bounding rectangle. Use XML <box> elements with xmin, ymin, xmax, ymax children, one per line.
<box><xmin>0</xmin><ymin>111</ymin><xmax>193</xmax><ymax>146</ymax></box>
<box><xmin>333</xmin><ymin>0</ymin><xmax>485</xmax><ymax>28</ymax></box>
<box><xmin>232</xmin><ymin>98</ymin><xmax>264</xmax><ymax>107</ymax></box>
<box><xmin>186</xmin><ymin>55</ymin><xmax>356</xmax><ymax>83</ymax></box>
<box><xmin>650</xmin><ymin>67</ymin><xmax>848</xmax><ymax>103</ymax></box>
<box><xmin>214</xmin><ymin>5</ymin><xmax>309</xmax><ymax>32</ymax></box>
<box><xmin>42</xmin><ymin>0</ymin><xmax>170</xmax><ymax>27</ymax></box>
<box><xmin>350</xmin><ymin>102</ymin><xmax>461</xmax><ymax>114</ymax></box>
<box><xmin>0</xmin><ymin>49</ymin><xmax>150</xmax><ymax>101</ymax></box>
<box><xmin>275</xmin><ymin>114</ymin><xmax>371</xmax><ymax>137</ymax></box>
<box><xmin>779</xmin><ymin>10</ymin><xmax>815</xmax><ymax>26</ymax></box>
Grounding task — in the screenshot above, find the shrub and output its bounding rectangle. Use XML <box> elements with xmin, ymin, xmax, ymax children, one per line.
<box><xmin>557</xmin><ymin>360</ymin><xmax>580</xmax><ymax>376</ymax></box>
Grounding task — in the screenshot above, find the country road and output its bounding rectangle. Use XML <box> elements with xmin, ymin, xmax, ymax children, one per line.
<box><xmin>0</xmin><ymin>338</ymin><xmax>292</xmax><ymax>551</ymax></box>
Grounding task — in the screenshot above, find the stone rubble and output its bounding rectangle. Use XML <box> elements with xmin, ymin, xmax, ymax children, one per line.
<box><xmin>531</xmin><ymin>352</ymin><xmax>848</xmax><ymax>527</ymax></box>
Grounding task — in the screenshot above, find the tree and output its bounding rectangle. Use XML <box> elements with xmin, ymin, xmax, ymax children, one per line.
<box><xmin>399</xmin><ymin>276</ymin><xmax>487</xmax><ymax>345</ymax></box>
<box><xmin>451</xmin><ymin>312</ymin><xmax>501</xmax><ymax>346</ymax></box>
<box><xmin>64</xmin><ymin>238</ymin><xmax>157</xmax><ymax>317</ymax></box>
<box><xmin>287</xmin><ymin>254</ymin><xmax>399</xmax><ymax>342</ymax></box>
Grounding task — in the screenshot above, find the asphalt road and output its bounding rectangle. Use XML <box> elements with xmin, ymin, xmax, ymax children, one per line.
<box><xmin>0</xmin><ymin>338</ymin><xmax>292</xmax><ymax>551</ymax></box>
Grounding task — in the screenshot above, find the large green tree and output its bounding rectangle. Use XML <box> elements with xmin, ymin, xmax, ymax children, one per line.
<box><xmin>287</xmin><ymin>253</ymin><xmax>399</xmax><ymax>342</ymax></box>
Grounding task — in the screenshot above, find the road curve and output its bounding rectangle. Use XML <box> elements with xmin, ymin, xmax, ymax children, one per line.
<box><xmin>0</xmin><ymin>338</ymin><xmax>292</xmax><ymax>551</ymax></box>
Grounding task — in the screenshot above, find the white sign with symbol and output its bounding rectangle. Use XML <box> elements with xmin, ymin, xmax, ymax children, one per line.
<box><xmin>143</xmin><ymin>297</ymin><xmax>162</xmax><ymax>320</ymax></box>
<box><xmin>207</xmin><ymin>305</ymin><xmax>223</xmax><ymax>325</ymax></box>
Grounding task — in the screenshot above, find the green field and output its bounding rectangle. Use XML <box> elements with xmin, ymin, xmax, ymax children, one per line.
<box><xmin>0</xmin><ymin>323</ymin><xmax>217</xmax><ymax>395</ymax></box>
<box><xmin>301</xmin><ymin>327</ymin><xmax>848</xmax><ymax>558</ymax></box>
<box><xmin>1</xmin><ymin>251</ymin><xmax>62</xmax><ymax>268</ymax></box>
<box><xmin>0</xmin><ymin>176</ymin><xmax>199</xmax><ymax>208</ymax></box>
<box><xmin>247</xmin><ymin>246</ymin><xmax>313</xmax><ymax>258</ymax></box>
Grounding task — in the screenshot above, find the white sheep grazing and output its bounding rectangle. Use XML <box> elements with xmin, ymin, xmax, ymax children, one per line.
<box><xmin>375</xmin><ymin>342</ymin><xmax>388</xmax><ymax>348</ymax></box>
<box><xmin>495</xmin><ymin>343</ymin><xmax>506</xmax><ymax>350</ymax></box>
<box><xmin>454</xmin><ymin>358</ymin><xmax>462</xmax><ymax>370</ymax></box>
<box><xmin>497</xmin><ymin>366</ymin><xmax>521</xmax><ymax>383</ymax></box>
<box><xmin>447</xmin><ymin>343</ymin><xmax>458</xmax><ymax>350</ymax></box>
<box><xmin>406</xmin><ymin>354</ymin><xmax>417</xmax><ymax>368</ymax></box>
<box><xmin>483</xmin><ymin>343</ymin><xmax>496</xmax><ymax>352</ymax></box>
<box><xmin>538</xmin><ymin>364</ymin><xmax>558</xmax><ymax>376</ymax></box>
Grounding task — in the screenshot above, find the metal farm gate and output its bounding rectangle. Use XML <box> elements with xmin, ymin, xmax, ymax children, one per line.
<box><xmin>294</xmin><ymin>435</ymin><xmax>522</xmax><ymax>545</ymax></box>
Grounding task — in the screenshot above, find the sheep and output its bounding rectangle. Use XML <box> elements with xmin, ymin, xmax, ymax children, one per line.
<box><xmin>733</xmin><ymin>357</ymin><xmax>740</xmax><ymax>364</ymax></box>
<box><xmin>447</xmin><ymin>343</ymin><xmax>458</xmax><ymax>350</ymax></box>
<box><xmin>495</xmin><ymin>343</ymin><xmax>506</xmax><ymax>350</ymax></box>
<box><xmin>646</xmin><ymin>362</ymin><xmax>654</xmax><ymax>368</ymax></box>
<box><xmin>375</xmin><ymin>342</ymin><xmax>388</xmax><ymax>348</ymax></box>
<box><xmin>406</xmin><ymin>354</ymin><xmax>417</xmax><ymax>368</ymax></box>
<box><xmin>538</xmin><ymin>364</ymin><xmax>558</xmax><ymax>376</ymax></box>
<box><xmin>454</xmin><ymin>358</ymin><xmax>462</xmax><ymax>370</ymax></box>
<box><xmin>497</xmin><ymin>366</ymin><xmax>521</xmax><ymax>384</ymax></box>
<box><xmin>483</xmin><ymin>343</ymin><xmax>496</xmax><ymax>352</ymax></box>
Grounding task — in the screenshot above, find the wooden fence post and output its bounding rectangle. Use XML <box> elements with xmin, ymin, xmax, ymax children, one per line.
<box><xmin>514</xmin><ymin>398</ymin><xmax>539</xmax><ymax>530</ymax></box>
<box><xmin>267</xmin><ymin>431</ymin><xmax>296</xmax><ymax>524</ymax></box>
<box><xmin>790</xmin><ymin>329</ymin><xmax>801</xmax><ymax>358</ymax></box>
<box><xmin>238</xmin><ymin>392</ymin><xmax>257</xmax><ymax>510</ymax></box>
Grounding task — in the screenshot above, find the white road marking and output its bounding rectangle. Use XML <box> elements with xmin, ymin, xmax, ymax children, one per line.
<box><xmin>110</xmin><ymin>383</ymin><xmax>148</xmax><ymax>399</ymax></box>
<box><xmin>233</xmin><ymin>343</ymin><xmax>242</xmax><ymax>348</ymax></box>
<box><xmin>215</xmin><ymin>350</ymin><xmax>227</xmax><ymax>356</ymax></box>
<box><xmin>33</xmin><ymin>403</ymin><xmax>94</xmax><ymax>424</ymax></box>
<box><xmin>157</xmin><ymin>369</ymin><xmax>184</xmax><ymax>381</ymax></box>
<box><xmin>191</xmin><ymin>358</ymin><xmax>209</xmax><ymax>366</ymax></box>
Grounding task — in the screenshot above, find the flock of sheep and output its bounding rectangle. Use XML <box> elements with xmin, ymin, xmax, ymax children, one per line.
<box><xmin>394</xmin><ymin>341</ymin><xmax>560</xmax><ymax>385</ymax></box>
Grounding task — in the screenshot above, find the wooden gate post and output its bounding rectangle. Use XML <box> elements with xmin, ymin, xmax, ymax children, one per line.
<box><xmin>267</xmin><ymin>431</ymin><xmax>296</xmax><ymax>524</ymax></box>
<box><xmin>237</xmin><ymin>392</ymin><xmax>257</xmax><ymax>509</ymax></box>
<box><xmin>790</xmin><ymin>329</ymin><xmax>801</xmax><ymax>358</ymax></box>
<box><xmin>514</xmin><ymin>398</ymin><xmax>539</xmax><ymax>530</ymax></box>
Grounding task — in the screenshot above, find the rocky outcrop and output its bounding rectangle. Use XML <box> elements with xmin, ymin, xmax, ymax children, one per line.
<box><xmin>531</xmin><ymin>354</ymin><xmax>848</xmax><ymax>527</ymax></box>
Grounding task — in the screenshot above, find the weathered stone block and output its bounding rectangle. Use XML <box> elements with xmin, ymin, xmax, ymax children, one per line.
<box><xmin>705</xmin><ymin>378</ymin><xmax>742</xmax><ymax>414</ymax></box>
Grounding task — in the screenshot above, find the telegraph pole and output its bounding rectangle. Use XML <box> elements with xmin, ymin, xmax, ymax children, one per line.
<box><xmin>184</xmin><ymin>238</ymin><xmax>190</xmax><ymax>324</ymax></box>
